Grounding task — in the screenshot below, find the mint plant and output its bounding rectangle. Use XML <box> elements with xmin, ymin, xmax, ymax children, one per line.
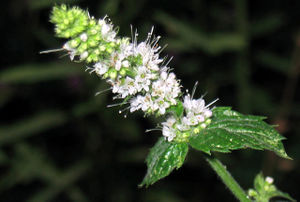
<box><xmin>44</xmin><ymin>5</ymin><xmax>295</xmax><ymax>201</ymax></box>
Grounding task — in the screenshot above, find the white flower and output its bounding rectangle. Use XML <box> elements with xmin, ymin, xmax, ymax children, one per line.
<box><xmin>80</xmin><ymin>33</ymin><xmax>88</xmax><ymax>42</ymax></box>
<box><xmin>80</xmin><ymin>51</ymin><xmax>88</xmax><ymax>60</ymax></box>
<box><xmin>162</xmin><ymin>116</ymin><xmax>176</xmax><ymax>127</ymax></box>
<box><xmin>154</xmin><ymin>97</ymin><xmax>170</xmax><ymax>115</ymax></box>
<box><xmin>176</xmin><ymin>122</ymin><xmax>190</xmax><ymax>131</ymax></box>
<box><xmin>182</xmin><ymin>112</ymin><xmax>198</xmax><ymax>126</ymax></box>
<box><xmin>63</xmin><ymin>43</ymin><xmax>77</xmax><ymax>60</ymax></box>
<box><xmin>134</xmin><ymin>66</ymin><xmax>155</xmax><ymax>92</ymax></box>
<box><xmin>98</xmin><ymin>18</ymin><xmax>116</xmax><ymax>42</ymax></box>
<box><xmin>111</xmin><ymin>77</ymin><xmax>137</xmax><ymax>98</ymax></box>
<box><xmin>94</xmin><ymin>62</ymin><xmax>108</xmax><ymax>75</ymax></box>
<box><xmin>119</xmin><ymin>41</ymin><xmax>134</xmax><ymax>57</ymax></box>
<box><xmin>265</xmin><ymin>177</ymin><xmax>274</xmax><ymax>184</ymax></box>
<box><xmin>162</xmin><ymin>125</ymin><xmax>176</xmax><ymax>141</ymax></box>
<box><xmin>121</xmin><ymin>77</ymin><xmax>138</xmax><ymax>97</ymax></box>
<box><xmin>134</xmin><ymin>42</ymin><xmax>162</xmax><ymax>71</ymax></box>
<box><xmin>142</xmin><ymin>93</ymin><xmax>155</xmax><ymax>112</ymax></box>
<box><xmin>203</xmin><ymin>109</ymin><xmax>212</xmax><ymax>118</ymax></box>
<box><xmin>151</xmin><ymin>70</ymin><xmax>181</xmax><ymax>104</ymax></box>
<box><xmin>122</xmin><ymin>60</ymin><xmax>129</xmax><ymax>68</ymax></box>
<box><xmin>183</xmin><ymin>95</ymin><xmax>205</xmax><ymax>114</ymax></box>
<box><xmin>130</xmin><ymin>95</ymin><xmax>144</xmax><ymax>112</ymax></box>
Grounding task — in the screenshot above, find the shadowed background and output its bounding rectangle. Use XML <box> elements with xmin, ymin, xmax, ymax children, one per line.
<box><xmin>0</xmin><ymin>0</ymin><xmax>299</xmax><ymax>201</ymax></box>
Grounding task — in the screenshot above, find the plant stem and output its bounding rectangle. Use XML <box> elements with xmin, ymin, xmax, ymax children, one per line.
<box><xmin>205</xmin><ymin>155</ymin><xmax>251</xmax><ymax>202</ymax></box>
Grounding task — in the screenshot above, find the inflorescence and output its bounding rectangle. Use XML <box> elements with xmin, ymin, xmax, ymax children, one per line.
<box><xmin>49</xmin><ymin>5</ymin><xmax>215</xmax><ymax>143</ymax></box>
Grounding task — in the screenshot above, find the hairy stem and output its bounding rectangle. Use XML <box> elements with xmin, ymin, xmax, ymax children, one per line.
<box><xmin>205</xmin><ymin>155</ymin><xmax>251</xmax><ymax>202</ymax></box>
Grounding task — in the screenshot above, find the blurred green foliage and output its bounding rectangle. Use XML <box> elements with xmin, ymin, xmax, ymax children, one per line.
<box><xmin>0</xmin><ymin>0</ymin><xmax>299</xmax><ymax>201</ymax></box>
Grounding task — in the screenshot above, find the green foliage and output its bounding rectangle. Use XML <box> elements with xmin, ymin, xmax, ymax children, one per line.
<box><xmin>142</xmin><ymin>107</ymin><xmax>290</xmax><ymax>187</ymax></box>
<box><xmin>189</xmin><ymin>107</ymin><xmax>290</xmax><ymax>159</ymax></box>
<box><xmin>139</xmin><ymin>138</ymin><xmax>188</xmax><ymax>187</ymax></box>
<box><xmin>247</xmin><ymin>173</ymin><xmax>295</xmax><ymax>202</ymax></box>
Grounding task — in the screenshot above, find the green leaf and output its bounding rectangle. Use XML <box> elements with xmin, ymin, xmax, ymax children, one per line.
<box><xmin>166</xmin><ymin>101</ymin><xmax>184</xmax><ymax>117</ymax></box>
<box><xmin>139</xmin><ymin>138</ymin><xmax>188</xmax><ymax>187</ymax></box>
<box><xmin>189</xmin><ymin>107</ymin><xmax>290</xmax><ymax>159</ymax></box>
<box><xmin>248</xmin><ymin>173</ymin><xmax>295</xmax><ymax>202</ymax></box>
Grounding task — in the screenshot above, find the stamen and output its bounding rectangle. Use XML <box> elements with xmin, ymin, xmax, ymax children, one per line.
<box><xmin>206</xmin><ymin>98</ymin><xmax>219</xmax><ymax>108</ymax></box>
<box><xmin>118</xmin><ymin>106</ymin><xmax>130</xmax><ymax>113</ymax></box>
<box><xmin>95</xmin><ymin>88</ymin><xmax>112</xmax><ymax>96</ymax></box>
<box><xmin>39</xmin><ymin>48</ymin><xmax>65</xmax><ymax>54</ymax></box>
<box><xmin>158</xmin><ymin>44</ymin><xmax>168</xmax><ymax>54</ymax></box>
<box><xmin>107</xmin><ymin>102</ymin><xmax>128</xmax><ymax>108</ymax></box>
<box><xmin>191</xmin><ymin>81</ymin><xmax>199</xmax><ymax>99</ymax></box>
<box><xmin>164</xmin><ymin>56</ymin><xmax>173</xmax><ymax>67</ymax></box>
<box><xmin>85</xmin><ymin>66</ymin><xmax>96</xmax><ymax>74</ymax></box>
<box><xmin>145</xmin><ymin>128</ymin><xmax>161</xmax><ymax>133</ymax></box>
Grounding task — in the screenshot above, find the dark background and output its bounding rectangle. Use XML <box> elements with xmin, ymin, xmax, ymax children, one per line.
<box><xmin>0</xmin><ymin>0</ymin><xmax>299</xmax><ymax>201</ymax></box>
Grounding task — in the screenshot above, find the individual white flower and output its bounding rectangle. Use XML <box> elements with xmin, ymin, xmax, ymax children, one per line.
<box><xmin>119</xmin><ymin>40</ymin><xmax>134</xmax><ymax>57</ymax></box>
<box><xmin>134</xmin><ymin>66</ymin><xmax>155</xmax><ymax>92</ymax></box>
<box><xmin>162</xmin><ymin>116</ymin><xmax>176</xmax><ymax>128</ymax></box>
<box><xmin>63</xmin><ymin>43</ymin><xmax>77</xmax><ymax>60</ymax></box>
<box><xmin>110</xmin><ymin>79</ymin><xmax>122</xmax><ymax>94</ymax></box>
<box><xmin>94</xmin><ymin>62</ymin><xmax>108</xmax><ymax>75</ymax></box>
<box><xmin>151</xmin><ymin>79</ymin><xmax>164</xmax><ymax>97</ymax></box>
<box><xmin>80</xmin><ymin>33</ymin><xmax>88</xmax><ymax>42</ymax></box>
<box><xmin>182</xmin><ymin>112</ymin><xmax>198</xmax><ymax>126</ymax></box>
<box><xmin>111</xmin><ymin>77</ymin><xmax>137</xmax><ymax>98</ymax></box>
<box><xmin>141</xmin><ymin>93</ymin><xmax>155</xmax><ymax>112</ymax></box>
<box><xmin>176</xmin><ymin>122</ymin><xmax>190</xmax><ymax>131</ymax></box>
<box><xmin>130</xmin><ymin>93</ymin><xmax>155</xmax><ymax>113</ymax></box>
<box><xmin>98</xmin><ymin>18</ymin><xmax>116</xmax><ymax>42</ymax></box>
<box><xmin>151</xmin><ymin>70</ymin><xmax>181</xmax><ymax>106</ymax></box>
<box><xmin>80</xmin><ymin>51</ymin><xmax>88</xmax><ymax>60</ymax></box>
<box><xmin>196</xmin><ymin>114</ymin><xmax>205</xmax><ymax>122</ymax></box>
<box><xmin>265</xmin><ymin>177</ymin><xmax>274</xmax><ymax>184</ymax></box>
<box><xmin>154</xmin><ymin>97</ymin><xmax>170</xmax><ymax>115</ymax></box>
<box><xmin>122</xmin><ymin>60</ymin><xmax>130</xmax><ymax>68</ymax></box>
<box><xmin>130</xmin><ymin>95</ymin><xmax>144</xmax><ymax>112</ymax></box>
<box><xmin>115</xmin><ymin>60</ymin><xmax>122</xmax><ymax>71</ymax></box>
<box><xmin>203</xmin><ymin>109</ymin><xmax>213</xmax><ymax>118</ymax></box>
<box><xmin>183</xmin><ymin>94</ymin><xmax>205</xmax><ymax>114</ymax></box>
<box><xmin>134</xmin><ymin>42</ymin><xmax>162</xmax><ymax>71</ymax></box>
<box><xmin>162</xmin><ymin>125</ymin><xmax>176</xmax><ymax>141</ymax></box>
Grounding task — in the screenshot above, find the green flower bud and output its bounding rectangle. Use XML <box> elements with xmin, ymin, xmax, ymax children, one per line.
<box><xmin>69</xmin><ymin>38</ymin><xmax>80</xmax><ymax>48</ymax></box>
<box><xmin>200</xmin><ymin>123</ymin><xmax>207</xmax><ymax>129</ymax></box>
<box><xmin>248</xmin><ymin>189</ymin><xmax>257</xmax><ymax>197</ymax></box>
<box><xmin>193</xmin><ymin>128</ymin><xmax>200</xmax><ymax>134</ymax></box>
<box><xmin>109</xmin><ymin>69</ymin><xmax>118</xmax><ymax>80</ymax></box>
<box><xmin>205</xmin><ymin>119</ymin><xmax>211</xmax><ymax>125</ymax></box>
<box><xmin>119</xmin><ymin>68</ymin><xmax>127</xmax><ymax>76</ymax></box>
<box><xmin>103</xmin><ymin>72</ymin><xmax>109</xmax><ymax>79</ymax></box>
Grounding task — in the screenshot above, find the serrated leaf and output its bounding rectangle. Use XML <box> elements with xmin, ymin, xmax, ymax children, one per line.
<box><xmin>189</xmin><ymin>107</ymin><xmax>290</xmax><ymax>159</ymax></box>
<box><xmin>139</xmin><ymin>138</ymin><xmax>188</xmax><ymax>187</ymax></box>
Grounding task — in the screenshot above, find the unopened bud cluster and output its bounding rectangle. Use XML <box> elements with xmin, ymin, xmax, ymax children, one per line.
<box><xmin>248</xmin><ymin>176</ymin><xmax>276</xmax><ymax>201</ymax></box>
<box><xmin>50</xmin><ymin>5</ymin><xmax>213</xmax><ymax>143</ymax></box>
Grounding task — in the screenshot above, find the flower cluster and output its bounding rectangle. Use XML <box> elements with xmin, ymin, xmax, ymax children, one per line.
<box><xmin>162</xmin><ymin>94</ymin><xmax>213</xmax><ymax>142</ymax></box>
<box><xmin>50</xmin><ymin>5</ymin><xmax>214</xmax><ymax>143</ymax></box>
